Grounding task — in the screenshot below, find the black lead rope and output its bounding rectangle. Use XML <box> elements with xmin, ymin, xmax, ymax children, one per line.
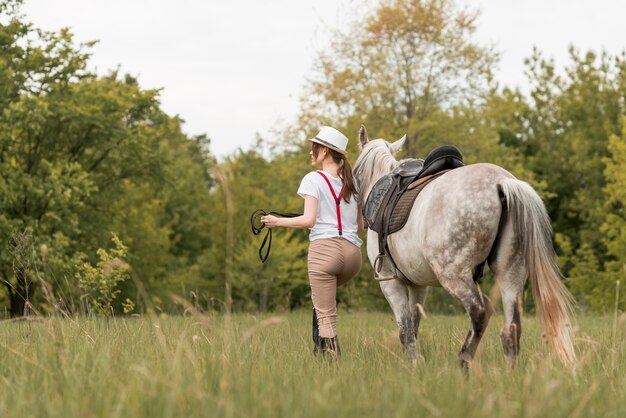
<box><xmin>250</xmin><ymin>209</ymin><xmax>301</xmax><ymax>263</ymax></box>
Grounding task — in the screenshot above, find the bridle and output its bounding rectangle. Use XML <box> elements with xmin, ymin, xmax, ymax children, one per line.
<box><xmin>250</xmin><ymin>209</ymin><xmax>301</xmax><ymax>263</ymax></box>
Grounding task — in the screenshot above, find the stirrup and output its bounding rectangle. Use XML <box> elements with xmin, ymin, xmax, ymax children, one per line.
<box><xmin>374</xmin><ymin>273</ymin><xmax>397</xmax><ymax>282</ymax></box>
<box><xmin>374</xmin><ymin>254</ymin><xmax>386</xmax><ymax>273</ymax></box>
<box><xmin>374</xmin><ymin>254</ymin><xmax>399</xmax><ymax>281</ymax></box>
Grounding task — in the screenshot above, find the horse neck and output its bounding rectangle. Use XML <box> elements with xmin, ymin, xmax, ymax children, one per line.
<box><xmin>356</xmin><ymin>149</ymin><xmax>400</xmax><ymax>205</ymax></box>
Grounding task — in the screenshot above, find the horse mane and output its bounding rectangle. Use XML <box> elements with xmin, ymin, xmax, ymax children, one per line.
<box><xmin>353</xmin><ymin>139</ymin><xmax>400</xmax><ymax>206</ymax></box>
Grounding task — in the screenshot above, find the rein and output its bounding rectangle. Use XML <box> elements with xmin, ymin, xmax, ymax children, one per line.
<box><xmin>250</xmin><ymin>209</ymin><xmax>301</xmax><ymax>263</ymax></box>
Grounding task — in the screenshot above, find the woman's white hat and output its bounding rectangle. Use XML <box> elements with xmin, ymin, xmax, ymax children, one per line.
<box><xmin>309</xmin><ymin>126</ymin><xmax>349</xmax><ymax>154</ymax></box>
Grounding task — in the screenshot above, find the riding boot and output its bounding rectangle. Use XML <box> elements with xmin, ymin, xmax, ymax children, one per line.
<box><xmin>312</xmin><ymin>308</ymin><xmax>321</xmax><ymax>355</ymax></box>
<box><xmin>319</xmin><ymin>336</ymin><xmax>340</xmax><ymax>357</ymax></box>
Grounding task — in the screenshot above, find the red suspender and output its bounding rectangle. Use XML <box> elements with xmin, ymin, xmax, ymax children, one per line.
<box><xmin>316</xmin><ymin>171</ymin><xmax>345</xmax><ymax>236</ymax></box>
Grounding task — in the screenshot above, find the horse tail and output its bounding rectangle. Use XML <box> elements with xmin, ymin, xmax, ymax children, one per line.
<box><xmin>499</xmin><ymin>179</ymin><xmax>576</xmax><ymax>367</ymax></box>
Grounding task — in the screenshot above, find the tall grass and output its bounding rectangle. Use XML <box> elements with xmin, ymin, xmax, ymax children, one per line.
<box><xmin>1</xmin><ymin>311</ymin><xmax>625</xmax><ymax>417</ymax></box>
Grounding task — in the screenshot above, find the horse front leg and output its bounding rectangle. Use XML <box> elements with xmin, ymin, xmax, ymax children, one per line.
<box><xmin>380</xmin><ymin>280</ymin><xmax>417</xmax><ymax>359</ymax></box>
<box><xmin>369</xmin><ymin>231</ymin><xmax>418</xmax><ymax>359</ymax></box>
<box><xmin>408</xmin><ymin>284</ymin><xmax>428</xmax><ymax>356</ymax></box>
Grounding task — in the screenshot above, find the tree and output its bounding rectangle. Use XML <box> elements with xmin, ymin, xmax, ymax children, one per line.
<box><xmin>299</xmin><ymin>0</ymin><xmax>497</xmax><ymax>156</ymax></box>
<box><xmin>0</xmin><ymin>2</ymin><xmax>97</xmax><ymax>315</ymax></box>
<box><xmin>567</xmin><ymin>120</ymin><xmax>626</xmax><ymax>312</ymax></box>
<box><xmin>518</xmin><ymin>49</ymin><xmax>625</xmax><ymax>280</ymax></box>
<box><xmin>208</xmin><ymin>144</ymin><xmax>311</xmax><ymax>312</ymax></box>
<box><xmin>594</xmin><ymin>120</ymin><xmax>626</xmax><ymax>311</ymax></box>
<box><xmin>0</xmin><ymin>1</ymin><xmax>218</xmax><ymax>316</ymax></box>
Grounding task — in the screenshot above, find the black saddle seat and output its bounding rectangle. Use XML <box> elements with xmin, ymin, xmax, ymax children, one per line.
<box><xmin>417</xmin><ymin>145</ymin><xmax>464</xmax><ymax>179</ymax></box>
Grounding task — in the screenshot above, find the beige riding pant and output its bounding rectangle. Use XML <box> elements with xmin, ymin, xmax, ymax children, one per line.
<box><xmin>308</xmin><ymin>237</ymin><xmax>362</xmax><ymax>338</ymax></box>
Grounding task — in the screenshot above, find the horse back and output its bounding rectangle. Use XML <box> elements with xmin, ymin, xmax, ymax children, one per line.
<box><xmin>418</xmin><ymin>163</ymin><xmax>512</xmax><ymax>231</ymax></box>
<box><xmin>389</xmin><ymin>163</ymin><xmax>513</xmax><ymax>275</ymax></box>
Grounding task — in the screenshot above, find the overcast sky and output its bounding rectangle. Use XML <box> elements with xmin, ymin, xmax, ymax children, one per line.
<box><xmin>21</xmin><ymin>0</ymin><xmax>626</xmax><ymax>159</ymax></box>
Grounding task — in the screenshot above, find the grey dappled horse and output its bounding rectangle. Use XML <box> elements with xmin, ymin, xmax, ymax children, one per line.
<box><xmin>353</xmin><ymin>126</ymin><xmax>576</xmax><ymax>368</ymax></box>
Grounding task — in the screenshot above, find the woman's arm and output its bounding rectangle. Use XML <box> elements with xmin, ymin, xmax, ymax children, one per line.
<box><xmin>261</xmin><ymin>195</ymin><xmax>317</xmax><ymax>229</ymax></box>
<box><xmin>357</xmin><ymin>203</ymin><xmax>364</xmax><ymax>233</ymax></box>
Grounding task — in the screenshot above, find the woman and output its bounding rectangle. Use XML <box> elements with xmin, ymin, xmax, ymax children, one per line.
<box><xmin>261</xmin><ymin>126</ymin><xmax>363</xmax><ymax>356</ymax></box>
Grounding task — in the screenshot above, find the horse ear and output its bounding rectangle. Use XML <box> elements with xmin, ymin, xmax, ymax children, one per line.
<box><xmin>389</xmin><ymin>135</ymin><xmax>406</xmax><ymax>155</ymax></box>
<box><xmin>359</xmin><ymin>125</ymin><xmax>368</xmax><ymax>149</ymax></box>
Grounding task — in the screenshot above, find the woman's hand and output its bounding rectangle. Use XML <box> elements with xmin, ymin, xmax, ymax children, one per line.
<box><xmin>261</xmin><ymin>215</ymin><xmax>280</xmax><ymax>228</ymax></box>
<box><xmin>261</xmin><ymin>196</ymin><xmax>317</xmax><ymax>229</ymax></box>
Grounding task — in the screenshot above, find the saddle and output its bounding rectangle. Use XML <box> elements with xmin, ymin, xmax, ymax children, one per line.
<box><xmin>363</xmin><ymin>145</ymin><xmax>465</xmax><ymax>280</ymax></box>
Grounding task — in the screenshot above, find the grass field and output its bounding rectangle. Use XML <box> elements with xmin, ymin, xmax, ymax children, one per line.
<box><xmin>1</xmin><ymin>311</ymin><xmax>625</xmax><ymax>418</ymax></box>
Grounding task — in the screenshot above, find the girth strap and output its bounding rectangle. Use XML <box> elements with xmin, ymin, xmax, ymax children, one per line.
<box><xmin>316</xmin><ymin>171</ymin><xmax>345</xmax><ymax>236</ymax></box>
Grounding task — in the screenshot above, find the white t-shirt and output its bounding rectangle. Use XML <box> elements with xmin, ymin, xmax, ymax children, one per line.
<box><xmin>297</xmin><ymin>171</ymin><xmax>363</xmax><ymax>247</ymax></box>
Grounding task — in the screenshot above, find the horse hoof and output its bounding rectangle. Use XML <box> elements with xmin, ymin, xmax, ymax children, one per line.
<box><xmin>459</xmin><ymin>353</ymin><xmax>472</xmax><ymax>372</ymax></box>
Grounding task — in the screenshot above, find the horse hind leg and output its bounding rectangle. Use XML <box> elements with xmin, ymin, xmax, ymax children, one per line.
<box><xmin>491</xmin><ymin>255</ymin><xmax>526</xmax><ymax>367</ymax></box>
<box><xmin>488</xmin><ymin>214</ymin><xmax>527</xmax><ymax>367</ymax></box>
<box><xmin>438</xmin><ymin>270</ymin><xmax>494</xmax><ymax>370</ymax></box>
<box><xmin>500</xmin><ymin>288</ymin><xmax>523</xmax><ymax>367</ymax></box>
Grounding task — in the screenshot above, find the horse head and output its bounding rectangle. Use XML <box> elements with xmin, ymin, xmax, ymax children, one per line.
<box><xmin>358</xmin><ymin>125</ymin><xmax>406</xmax><ymax>154</ymax></box>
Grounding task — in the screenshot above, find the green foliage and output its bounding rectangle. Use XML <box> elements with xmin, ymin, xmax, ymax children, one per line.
<box><xmin>209</xmin><ymin>144</ymin><xmax>311</xmax><ymax>312</ymax></box>
<box><xmin>597</xmin><ymin>121</ymin><xmax>626</xmax><ymax>311</ymax></box>
<box><xmin>568</xmin><ymin>120</ymin><xmax>626</xmax><ymax>313</ymax></box>
<box><xmin>567</xmin><ymin>243</ymin><xmax>604</xmax><ymax>312</ymax></box>
<box><xmin>76</xmin><ymin>234</ymin><xmax>131</xmax><ymax>317</ymax></box>
<box><xmin>520</xmin><ymin>50</ymin><xmax>625</xmax><ymax>268</ymax></box>
<box><xmin>509</xmin><ymin>51</ymin><xmax>626</xmax><ymax>311</ymax></box>
<box><xmin>0</xmin><ymin>1</ymin><xmax>217</xmax><ymax>316</ymax></box>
